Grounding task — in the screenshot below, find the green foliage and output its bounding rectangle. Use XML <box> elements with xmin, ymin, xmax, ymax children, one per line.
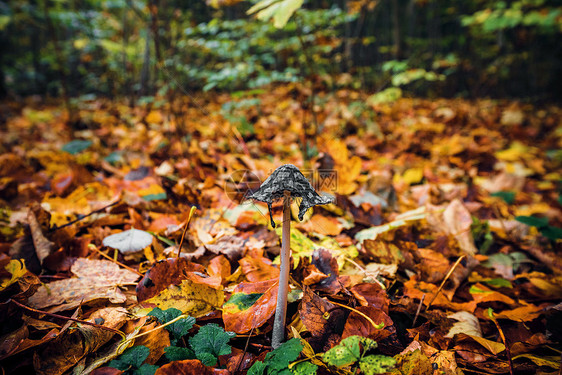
<box><xmin>322</xmin><ymin>336</ymin><xmax>395</xmax><ymax>374</ymax></box>
<box><xmin>290</xmin><ymin>361</ymin><xmax>318</xmax><ymax>375</ymax></box>
<box><xmin>148</xmin><ymin>307</ymin><xmax>195</xmax><ymax>344</ymax></box>
<box><xmin>188</xmin><ymin>323</ymin><xmax>236</xmax><ymax>367</ymax></box>
<box><xmin>247</xmin><ymin>338</ymin><xmax>304</xmax><ymax>375</ymax></box>
<box><xmin>491</xmin><ymin>191</ymin><xmax>516</xmax><ymax>204</ymax></box>
<box><xmin>220</xmin><ymin>98</ymin><xmax>261</xmax><ymax>136</ymax></box>
<box><xmin>516</xmin><ymin>215</ymin><xmax>562</xmax><ymax>241</ymax></box>
<box><xmin>164</xmin><ymin>345</ymin><xmax>196</xmax><ymax>362</ymax></box>
<box><xmin>247</xmin><ymin>0</ymin><xmax>304</xmax><ymax>29</ymax></box>
<box><xmin>62</xmin><ymin>140</ymin><xmax>93</xmax><ymax>155</ymax></box>
<box><xmin>109</xmin><ymin>345</ymin><xmax>150</xmax><ymax>371</ymax></box>
<box><xmin>471</xmin><ymin>217</ymin><xmax>494</xmax><ymax>254</ymax></box>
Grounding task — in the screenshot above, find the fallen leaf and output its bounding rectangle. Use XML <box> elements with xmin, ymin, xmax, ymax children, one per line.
<box><xmin>145</xmin><ymin>279</ymin><xmax>224</xmax><ymax>318</ymax></box>
<box><xmin>28</xmin><ymin>258</ymin><xmax>139</xmax><ymax>312</ymax></box>
<box><xmin>222</xmin><ymin>278</ymin><xmax>278</xmax><ymax>333</ymax></box>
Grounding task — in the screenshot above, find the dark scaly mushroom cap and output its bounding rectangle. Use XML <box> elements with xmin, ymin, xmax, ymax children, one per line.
<box><xmin>247</xmin><ymin>164</ymin><xmax>334</xmax><ymax>227</ymax></box>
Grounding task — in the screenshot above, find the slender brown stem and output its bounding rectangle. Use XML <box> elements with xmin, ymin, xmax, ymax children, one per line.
<box><xmin>176</xmin><ymin>206</ymin><xmax>196</xmax><ymax>258</ymax></box>
<box><xmin>272</xmin><ymin>191</ymin><xmax>291</xmax><ymax>349</ymax></box>
<box><xmin>488</xmin><ymin>309</ymin><xmax>514</xmax><ymax>375</ymax></box>
<box><xmin>426</xmin><ymin>255</ymin><xmax>465</xmax><ymax>311</ymax></box>
<box><xmin>412</xmin><ymin>293</ymin><xmax>425</xmax><ymax>327</ymax></box>
<box><xmin>10</xmin><ymin>299</ymin><xmax>126</xmax><ymax>340</ymax></box>
<box><xmin>92</xmin><ymin>245</ymin><xmax>143</xmax><ymax>276</ymax></box>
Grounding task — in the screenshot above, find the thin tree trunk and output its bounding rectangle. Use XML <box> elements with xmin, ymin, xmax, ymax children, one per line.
<box><xmin>140</xmin><ymin>27</ymin><xmax>151</xmax><ymax>96</ymax></box>
<box><xmin>43</xmin><ymin>0</ymin><xmax>79</xmax><ymax>125</ymax></box>
<box><xmin>391</xmin><ymin>0</ymin><xmax>401</xmax><ymax>59</ymax></box>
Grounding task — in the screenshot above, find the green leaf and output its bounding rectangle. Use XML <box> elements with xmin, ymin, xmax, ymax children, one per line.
<box><xmin>142</xmin><ymin>192</ymin><xmax>168</xmax><ymax>201</ymax></box>
<box><xmin>164</xmin><ymin>345</ymin><xmax>196</xmax><ymax>362</ymax></box>
<box><xmin>189</xmin><ymin>323</ymin><xmax>236</xmax><ymax>367</ymax></box>
<box><xmin>108</xmin><ymin>345</ymin><xmax>150</xmax><ymax>370</ymax></box>
<box><xmin>148</xmin><ymin>307</ymin><xmax>195</xmax><ymax>340</ymax></box>
<box><xmin>247</xmin><ymin>361</ymin><xmax>267</xmax><ymax>375</ymax></box>
<box><xmin>62</xmin><ymin>139</ymin><xmax>92</xmax><ymax>154</ymax></box>
<box><xmin>264</xmin><ymin>338</ymin><xmax>304</xmax><ymax>372</ymax></box>
<box><xmin>224</xmin><ymin>292</ymin><xmax>264</xmax><ymax>311</ymax></box>
<box><xmin>133</xmin><ymin>363</ymin><xmax>159</xmax><ymax>375</ymax></box>
<box><xmin>248</xmin><ymin>339</ymin><xmax>304</xmax><ymax>375</ymax></box>
<box><xmin>540</xmin><ymin>225</ymin><xmax>562</xmax><ymax>240</ymax></box>
<box><xmin>483</xmin><ymin>278</ymin><xmax>513</xmax><ymax>288</ymax></box>
<box><xmin>322</xmin><ymin>336</ymin><xmax>363</xmax><ymax>368</ymax></box>
<box><xmin>291</xmin><ymin>361</ymin><xmax>318</xmax><ymax>375</ymax></box>
<box><xmin>359</xmin><ymin>355</ymin><xmax>396</xmax><ymax>375</ymax></box>
<box><xmin>491</xmin><ymin>191</ymin><xmax>515</xmax><ymax>204</ymax></box>
<box><xmin>515</xmin><ymin>216</ymin><xmax>549</xmax><ymax>228</ymax></box>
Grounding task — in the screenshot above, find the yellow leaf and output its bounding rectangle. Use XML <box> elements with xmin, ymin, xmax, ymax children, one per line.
<box><xmin>513</xmin><ymin>354</ymin><xmax>560</xmax><ymax>369</ymax></box>
<box><xmin>146</xmin><ymin>279</ymin><xmax>224</xmax><ymax>318</ymax></box>
<box><xmin>145</xmin><ymin>111</ymin><xmax>164</xmax><ymax>124</ymax></box>
<box><xmin>0</xmin><ymin>259</ymin><xmax>27</xmax><ymax>291</ymax></box>
<box><xmin>394</xmin><ymin>168</ymin><xmax>424</xmax><ymax>186</ymax></box>
<box><xmin>495</xmin><ymin>141</ymin><xmax>535</xmax><ymax>161</ymax></box>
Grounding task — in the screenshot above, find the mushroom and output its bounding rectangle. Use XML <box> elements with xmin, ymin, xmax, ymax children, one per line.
<box><xmin>247</xmin><ymin>164</ymin><xmax>333</xmax><ymax>348</ymax></box>
<box><xmin>102</xmin><ymin>228</ymin><xmax>153</xmax><ymax>255</ymax></box>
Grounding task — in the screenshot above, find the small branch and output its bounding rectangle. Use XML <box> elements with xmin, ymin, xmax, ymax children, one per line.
<box><xmin>425</xmin><ymin>255</ymin><xmax>465</xmax><ymax>311</ymax></box>
<box><xmin>50</xmin><ymin>200</ymin><xmax>120</xmax><ymax>232</ymax></box>
<box><xmin>91</xmin><ymin>245</ymin><xmax>143</xmax><ymax>276</ymax></box>
<box><xmin>234</xmin><ymin>326</ymin><xmax>254</xmax><ymax>374</ymax></box>
<box><xmin>488</xmin><ymin>309</ymin><xmax>514</xmax><ymax>375</ymax></box>
<box><xmin>176</xmin><ymin>206</ymin><xmax>197</xmax><ymax>258</ymax></box>
<box><xmin>412</xmin><ymin>293</ymin><xmax>425</xmax><ymax>327</ymax></box>
<box><xmin>10</xmin><ymin>299</ymin><xmax>126</xmax><ymax>340</ymax></box>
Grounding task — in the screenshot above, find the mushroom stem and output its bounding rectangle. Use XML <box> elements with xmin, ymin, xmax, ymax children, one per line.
<box><xmin>272</xmin><ymin>190</ymin><xmax>291</xmax><ymax>349</ymax></box>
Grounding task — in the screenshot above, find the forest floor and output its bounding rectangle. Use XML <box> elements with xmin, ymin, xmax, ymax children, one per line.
<box><xmin>0</xmin><ymin>86</ymin><xmax>561</xmax><ymax>375</ymax></box>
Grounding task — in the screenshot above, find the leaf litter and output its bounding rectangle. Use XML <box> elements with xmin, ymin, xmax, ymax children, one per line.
<box><xmin>0</xmin><ymin>92</ymin><xmax>561</xmax><ymax>374</ymax></box>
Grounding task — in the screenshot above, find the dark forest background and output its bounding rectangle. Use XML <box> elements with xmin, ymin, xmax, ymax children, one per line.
<box><xmin>1</xmin><ymin>0</ymin><xmax>561</xmax><ymax>102</ymax></box>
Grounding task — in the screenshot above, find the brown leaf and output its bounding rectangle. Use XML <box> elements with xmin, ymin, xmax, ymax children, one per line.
<box><xmin>154</xmin><ymin>359</ymin><xmax>230</xmax><ymax>375</ymax></box>
<box><xmin>299</xmin><ymin>287</ymin><xmax>345</xmax><ymax>351</ymax></box>
<box><xmin>28</xmin><ymin>258</ymin><xmax>139</xmax><ymax>312</ymax></box>
<box><xmin>222</xmin><ymin>279</ymin><xmax>278</xmax><ymax>333</ymax></box>
<box><xmin>239</xmin><ymin>250</ymin><xmax>279</xmax><ymax>282</ymax></box>
<box><xmin>309</xmin><ymin>248</ymin><xmax>341</xmax><ymax>294</ymax></box>
<box><xmin>341</xmin><ymin>305</ymin><xmax>394</xmax><ymax>341</ymax></box>
<box><xmin>27</xmin><ymin>210</ymin><xmax>54</xmax><ymax>266</ymax></box>
<box><xmin>33</xmin><ymin>307</ymin><xmax>128</xmax><ymax>375</ymax></box>
<box><xmin>132</xmin><ymin>321</ymin><xmax>171</xmax><ymax>364</ymax></box>
<box><xmin>136</xmin><ymin>257</ymin><xmax>207</xmax><ymax>302</ymax></box>
<box><xmin>350</xmin><ymin>282</ymin><xmax>389</xmax><ymax>313</ymax></box>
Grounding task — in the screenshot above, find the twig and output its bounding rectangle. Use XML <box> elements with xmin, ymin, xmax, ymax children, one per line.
<box><xmin>425</xmin><ymin>255</ymin><xmax>465</xmax><ymax>311</ymax></box>
<box><xmin>10</xmin><ymin>299</ymin><xmax>126</xmax><ymax>340</ymax></box>
<box><xmin>488</xmin><ymin>308</ymin><xmax>514</xmax><ymax>375</ymax></box>
<box><xmin>412</xmin><ymin>293</ymin><xmax>425</xmax><ymax>327</ymax></box>
<box><xmin>49</xmin><ymin>200</ymin><xmax>120</xmax><ymax>232</ymax></box>
<box><xmin>91</xmin><ymin>244</ymin><xmax>143</xmax><ymax>276</ymax></box>
<box><xmin>234</xmin><ymin>326</ymin><xmax>254</xmax><ymax>374</ymax></box>
<box><xmin>176</xmin><ymin>206</ymin><xmax>197</xmax><ymax>258</ymax></box>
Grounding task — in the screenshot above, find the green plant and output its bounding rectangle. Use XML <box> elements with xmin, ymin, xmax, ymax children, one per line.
<box><xmin>108</xmin><ymin>308</ymin><xmax>236</xmax><ymax>373</ymax></box>
<box><xmin>322</xmin><ymin>336</ymin><xmax>395</xmax><ymax>375</ymax></box>
<box><xmin>247</xmin><ymin>338</ymin><xmax>305</xmax><ymax>375</ymax></box>
<box><xmin>108</xmin><ymin>345</ymin><xmax>159</xmax><ymax>375</ymax></box>
<box><xmin>516</xmin><ymin>215</ymin><xmax>562</xmax><ymax>241</ymax></box>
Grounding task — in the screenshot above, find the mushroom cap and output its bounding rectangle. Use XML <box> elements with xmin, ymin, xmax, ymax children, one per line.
<box><xmin>247</xmin><ymin>164</ymin><xmax>334</xmax><ymax>226</ymax></box>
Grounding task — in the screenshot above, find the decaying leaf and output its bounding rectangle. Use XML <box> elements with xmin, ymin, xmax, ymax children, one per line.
<box><xmin>28</xmin><ymin>258</ymin><xmax>139</xmax><ymax>312</ymax></box>
<box><xmin>145</xmin><ymin>279</ymin><xmax>224</xmax><ymax>318</ymax></box>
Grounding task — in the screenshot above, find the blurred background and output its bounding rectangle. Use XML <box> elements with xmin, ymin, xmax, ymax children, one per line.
<box><xmin>0</xmin><ymin>0</ymin><xmax>561</xmax><ymax>102</ymax></box>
